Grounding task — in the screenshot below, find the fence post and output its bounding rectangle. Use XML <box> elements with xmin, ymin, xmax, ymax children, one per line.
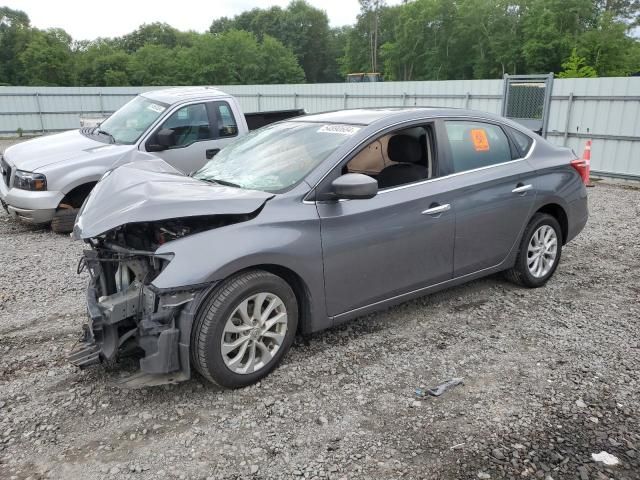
<box><xmin>465</xmin><ymin>92</ymin><xmax>470</xmax><ymax>109</ymax></box>
<box><xmin>293</xmin><ymin>92</ymin><xmax>298</xmax><ymax>109</ymax></box>
<box><xmin>98</xmin><ymin>92</ymin><xmax>104</xmax><ymax>116</ymax></box>
<box><xmin>35</xmin><ymin>92</ymin><xmax>45</xmax><ymax>133</ymax></box>
<box><xmin>402</xmin><ymin>93</ymin><xmax>407</xmax><ymax>106</ymax></box>
<box><xmin>563</xmin><ymin>92</ymin><xmax>574</xmax><ymax>146</ymax></box>
<box><xmin>343</xmin><ymin>93</ymin><xmax>348</xmax><ymax>109</ymax></box>
<box><xmin>257</xmin><ymin>93</ymin><xmax>261</xmax><ymax>112</ymax></box>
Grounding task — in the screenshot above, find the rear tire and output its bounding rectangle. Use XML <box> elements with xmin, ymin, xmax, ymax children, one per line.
<box><xmin>191</xmin><ymin>270</ymin><xmax>298</xmax><ymax>388</ymax></box>
<box><xmin>506</xmin><ymin>213</ymin><xmax>562</xmax><ymax>288</ymax></box>
<box><xmin>51</xmin><ymin>208</ymin><xmax>79</xmax><ymax>234</ymax></box>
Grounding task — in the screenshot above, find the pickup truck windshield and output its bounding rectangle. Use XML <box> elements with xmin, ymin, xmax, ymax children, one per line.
<box><xmin>99</xmin><ymin>96</ymin><xmax>168</xmax><ymax>145</ymax></box>
<box><xmin>193</xmin><ymin>121</ymin><xmax>360</xmax><ymax>193</ymax></box>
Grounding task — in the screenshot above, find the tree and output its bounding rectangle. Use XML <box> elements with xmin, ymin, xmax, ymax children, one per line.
<box><xmin>118</xmin><ymin>22</ymin><xmax>181</xmax><ymax>52</ymax></box>
<box><xmin>0</xmin><ymin>7</ymin><xmax>32</xmax><ymax>84</ymax></box>
<box><xmin>558</xmin><ymin>48</ymin><xmax>597</xmax><ymax>77</ymax></box>
<box><xmin>578</xmin><ymin>12</ymin><xmax>640</xmax><ymax>76</ymax></box>
<box><xmin>18</xmin><ymin>28</ymin><xmax>74</xmax><ymax>86</ymax></box>
<box><xmin>75</xmin><ymin>42</ymin><xmax>132</xmax><ymax>86</ymax></box>
<box><xmin>209</xmin><ymin>1</ymin><xmax>335</xmax><ymax>82</ymax></box>
<box><xmin>260</xmin><ymin>34</ymin><xmax>306</xmax><ymax>83</ymax></box>
<box><xmin>521</xmin><ymin>0</ymin><xmax>596</xmax><ymax>74</ymax></box>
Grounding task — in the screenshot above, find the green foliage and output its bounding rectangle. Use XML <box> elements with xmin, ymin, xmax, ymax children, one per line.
<box><xmin>0</xmin><ymin>1</ymin><xmax>638</xmax><ymax>86</ymax></box>
<box><xmin>558</xmin><ymin>48</ymin><xmax>597</xmax><ymax>77</ymax></box>
<box><xmin>209</xmin><ymin>0</ymin><xmax>334</xmax><ymax>82</ymax></box>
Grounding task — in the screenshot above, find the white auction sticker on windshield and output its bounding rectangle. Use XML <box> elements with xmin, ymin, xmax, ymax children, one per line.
<box><xmin>147</xmin><ymin>103</ymin><xmax>166</xmax><ymax>113</ymax></box>
<box><xmin>317</xmin><ymin>124</ymin><xmax>361</xmax><ymax>135</ymax></box>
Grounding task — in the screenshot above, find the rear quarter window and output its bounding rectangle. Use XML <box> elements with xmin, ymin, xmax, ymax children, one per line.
<box><xmin>507</xmin><ymin>127</ymin><xmax>534</xmax><ymax>157</ymax></box>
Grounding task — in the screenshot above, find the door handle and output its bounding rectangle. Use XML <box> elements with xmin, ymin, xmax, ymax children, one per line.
<box><xmin>206</xmin><ymin>148</ymin><xmax>220</xmax><ymax>159</ymax></box>
<box><xmin>422</xmin><ymin>204</ymin><xmax>451</xmax><ymax>215</ymax></box>
<box><xmin>512</xmin><ymin>184</ymin><xmax>532</xmax><ymax>194</ymax></box>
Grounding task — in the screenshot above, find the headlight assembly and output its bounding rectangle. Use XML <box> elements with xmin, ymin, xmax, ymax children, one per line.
<box><xmin>13</xmin><ymin>170</ymin><xmax>47</xmax><ymax>191</ymax></box>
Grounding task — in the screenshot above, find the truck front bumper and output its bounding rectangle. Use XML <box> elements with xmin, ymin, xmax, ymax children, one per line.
<box><xmin>0</xmin><ymin>179</ymin><xmax>63</xmax><ymax>224</ymax></box>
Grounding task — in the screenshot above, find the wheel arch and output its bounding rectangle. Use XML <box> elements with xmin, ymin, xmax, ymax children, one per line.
<box><xmin>59</xmin><ymin>181</ymin><xmax>97</xmax><ymax>209</ymax></box>
<box><xmin>218</xmin><ymin>264</ymin><xmax>314</xmax><ymax>336</ymax></box>
<box><xmin>535</xmin><ymin>203</ymin><xmax>568</xmax><ymax>244</ymax></box>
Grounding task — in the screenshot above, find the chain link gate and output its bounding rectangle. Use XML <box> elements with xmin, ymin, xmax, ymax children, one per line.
<box><xmin>501</xmin><ymin>73</ymin><xmax>554</xmax><ymax>137</ymax></box>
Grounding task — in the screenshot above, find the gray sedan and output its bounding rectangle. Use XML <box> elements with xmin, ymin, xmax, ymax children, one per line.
<box><xmin>71</xmin><ymin>107</ymin><xmax>588</xmax><ymax>388</ymax></box>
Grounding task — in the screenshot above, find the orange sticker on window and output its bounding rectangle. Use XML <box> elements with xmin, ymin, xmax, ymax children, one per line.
<box><xmin>470</xmin><ymin>129</ymin><xmax>490</xmax><ymax>151</ymax></box>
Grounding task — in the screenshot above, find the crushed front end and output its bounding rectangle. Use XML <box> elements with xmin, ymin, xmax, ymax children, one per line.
<box><xmin>69</xmin><ymin>220</ymin><xmax>214</xmax><ymax>386</ymax></box>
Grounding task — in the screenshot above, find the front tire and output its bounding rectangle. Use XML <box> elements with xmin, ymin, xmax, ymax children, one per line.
<box><xmin>506</xmin><ymin>213</ymin><xmax>562</xmax><ymax>288</ymax></box>
<box><xmin>51</xmin><ymin>208</ymin><xmax>79</xmax><ymax>234</ymax></box>
<box><xmin>191</xmin><ymin>270</ymin><xmax>298</xmax><ymax>388</ymax></box>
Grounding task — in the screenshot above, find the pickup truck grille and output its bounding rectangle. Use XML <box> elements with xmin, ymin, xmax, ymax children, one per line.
<box><xmin>0</xmin><ymin>156</ymin><xmax>11</xmax><ymax>187</ymax></box>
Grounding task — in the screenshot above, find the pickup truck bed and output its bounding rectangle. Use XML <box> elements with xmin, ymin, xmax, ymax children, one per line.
<box><xmin>245</xmin><ymin>109</ymin><xmax>306</xmax><ymax>130</ymax></box>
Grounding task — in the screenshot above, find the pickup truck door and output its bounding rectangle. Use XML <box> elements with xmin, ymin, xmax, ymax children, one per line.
<box><xmin>147</xmin><ymin>100</ymin><xmax>241</xmax><ymax>174</ymax></box>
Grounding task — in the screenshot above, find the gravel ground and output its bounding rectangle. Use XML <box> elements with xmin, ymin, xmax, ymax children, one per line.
<box><xmin>0</xmin><ymin>165</ymin><xmax>639</xmax><ymax>479</ymax></box>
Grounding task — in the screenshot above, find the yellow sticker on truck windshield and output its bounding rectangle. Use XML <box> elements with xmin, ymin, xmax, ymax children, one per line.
<box><xmin>470</xmin><ymin>129</ymin><xmax>490</xmax><ymax>151</ymax></box>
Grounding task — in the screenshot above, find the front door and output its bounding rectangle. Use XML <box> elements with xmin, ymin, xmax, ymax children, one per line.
<box><xmin>316</xmin><ymin>123</ymin><xmax>455</xmax><ymax>317</ymax></box>
<box><xmin>149</xmin><ymin>101</ymin><xmax>239</xmax><ymax>174</ymax></box>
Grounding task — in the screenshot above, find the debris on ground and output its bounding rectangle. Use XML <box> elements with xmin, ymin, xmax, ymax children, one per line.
<box><xmin>591</xmin><ymin>451</ymin><xmax>620</xmax><ymax>466</ymax></box>
<box><xmin>415</xmin><ymin>377</ymin><xmax>464</xmax><ymax>398</ymax></box>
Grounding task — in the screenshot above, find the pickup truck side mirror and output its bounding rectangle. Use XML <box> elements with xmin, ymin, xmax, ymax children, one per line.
<box><xmin>147</xmin><ymin>128</ymin><xmax>176</xmax><ymax>152</ymax></box>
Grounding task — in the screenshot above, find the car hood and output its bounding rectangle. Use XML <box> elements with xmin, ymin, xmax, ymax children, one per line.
<box><xmin>73</xmin><ymin>157</ymin><xmax>274</xmax><ymax>240</ymax></box>
<box><xmin>3</xmin><ymin>129</ymin><xmax>132</xmax><ymax>172</ymax></box>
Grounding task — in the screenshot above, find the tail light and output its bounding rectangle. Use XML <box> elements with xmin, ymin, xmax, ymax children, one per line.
<box><xmin>570</xmin><ymin>158</ymin><xmax>589</xmax><ymax>184</ymax></box>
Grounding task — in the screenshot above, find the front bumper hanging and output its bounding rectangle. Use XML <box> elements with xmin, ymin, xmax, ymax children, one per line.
<box><xmin>69</xmin><ymin>249</ymin><xmax>212</xmax><ymax>387</ymax></box>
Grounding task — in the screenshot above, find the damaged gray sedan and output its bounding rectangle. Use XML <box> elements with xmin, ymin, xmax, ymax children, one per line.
<box><xmin>70</xmin><ymin>108</ymin><xmax>588</xmax><ymax>388</ymax></box>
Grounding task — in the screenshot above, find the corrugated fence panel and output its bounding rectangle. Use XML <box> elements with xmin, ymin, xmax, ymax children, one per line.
<box><xmin>545</xmin><ymin>77</ymin><xmax>640</xmax><ymax>177</ymax></box>
<box><xmin>0</xmin><ymin>78</ymin><xmax>638</xmax><ymax>178</ymax></box>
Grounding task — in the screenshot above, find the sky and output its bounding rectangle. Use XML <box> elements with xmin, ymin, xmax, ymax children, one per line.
<box><xmin>4</xmin><ymin>0</ymin><xmax>403</xmax><ymax>40</ymax></box>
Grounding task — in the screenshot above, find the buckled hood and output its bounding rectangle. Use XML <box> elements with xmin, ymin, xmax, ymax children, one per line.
<box><xmin>73</xmin><ymin>156</ymin><xmax>274</xmax><ymax>240</ymax></box>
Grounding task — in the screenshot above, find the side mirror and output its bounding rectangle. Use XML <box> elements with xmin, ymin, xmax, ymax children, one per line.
<box><xmin>157</xmin><ymin>128</ymin><xmax>176</xmax><ymax>147</ymax></box>
<box><xmin>147</xmin><ymin>129</ymin><xmax>176</xmax><ymax>152</ymax></box>
<box><xmin>331</xmin><ymin>173</ymin><xmax>378</xmax><ymax>200</ymax></box>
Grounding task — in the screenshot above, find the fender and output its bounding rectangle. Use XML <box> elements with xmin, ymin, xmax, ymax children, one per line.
<box><xmin>153</xmin><ymin>200</ymin><xmax>330</xmax><ymax>333</ymax></box>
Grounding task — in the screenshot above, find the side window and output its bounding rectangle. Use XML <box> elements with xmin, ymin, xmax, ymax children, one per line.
<box><xmin>345</xmin><ymin>125</ymin><xmax>433</xmax><ymax>190</ymax></box>
<box><xmin>506</xmin><ymin>126</ymin><xmax>534</xmax><ymax>158</ymax></box>
<box><xmin>444</xmin><ymin>121</ymin><xmax>513</xmax><ymax>173</ymax></box>
<box><xmin>161</xmin><ymin>103</ymin><xmax>212</xmax><ymax>147</ymax></box>
<box><xmin>214</xmin><ymin>101</ymin><xmax>239</xmax><ymax>138</ymax></box>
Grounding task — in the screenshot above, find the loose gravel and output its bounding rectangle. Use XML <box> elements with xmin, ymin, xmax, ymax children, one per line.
<box><xmin>0</xmin><ymin>163</ymin><xmax>638</xmax><ymax>479</ymax></box>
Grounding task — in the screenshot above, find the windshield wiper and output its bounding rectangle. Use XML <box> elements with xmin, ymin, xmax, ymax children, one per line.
<box><xmin>96</xmin><ymin>128</ymin><xmax>116</xmax><ymax>144</ymax></box>
<box><xmin>200</xmin><ymin>177</ymin><xmax>242</xmax><ymax>188</ymax></box>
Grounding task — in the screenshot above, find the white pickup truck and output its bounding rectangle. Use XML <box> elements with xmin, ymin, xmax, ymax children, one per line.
<box><xmin>0</xmin><ymin>87</ymin><xmax>303</xmax><ymax>232</ymax></box>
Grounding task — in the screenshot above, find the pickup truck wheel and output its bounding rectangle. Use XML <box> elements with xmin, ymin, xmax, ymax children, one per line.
<box><xmin>51</xmin><ymin>208</ymin><xmax>79</xmax><ymax>234</ymax></box>
<box><xmin>506</xmin><ymin>213</ymin><xmax>562</xmax><ymax>288</ymax></box>
<box><xmin>191</xmin><ymin>270</ymin><xmax>298</xmax><ymax>388</ymax></box>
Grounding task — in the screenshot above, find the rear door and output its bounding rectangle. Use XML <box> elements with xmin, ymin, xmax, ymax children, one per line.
<box><xmin>441</xmin><ymin>119</ymin><xmax>538</xmax><ymax>277</ymax></box>
<box><xmin>147</xmin><ymin>100</ymin><xmax>240</xmax><ymax>173</ymax></box>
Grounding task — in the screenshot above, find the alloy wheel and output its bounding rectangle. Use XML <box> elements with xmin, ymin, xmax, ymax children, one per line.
<box><xmin>527</xmin><ymin>225</ymin><xmax>558</xmax><ymax>278</ymax></box>
<box><xmin>220</xmin><ymin>292</ymin><xmax>288</xmax><ymax>374</ymax></box>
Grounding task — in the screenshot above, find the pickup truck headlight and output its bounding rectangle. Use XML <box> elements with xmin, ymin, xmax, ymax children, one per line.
<box><xmin>13</xmin><ymin>170</ymin><xmax>47</xmax><ymax>191</ymax></box>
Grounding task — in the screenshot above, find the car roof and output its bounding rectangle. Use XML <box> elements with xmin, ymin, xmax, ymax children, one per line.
<box><xmin>141</xmin><ymin>86</ymin><xmax>230</xmax><ymax>105</ymax></box>
<box><xmin>295</xmin><ymin>107</ymin><xmax>510</xmax><ymax>126</ymax></box>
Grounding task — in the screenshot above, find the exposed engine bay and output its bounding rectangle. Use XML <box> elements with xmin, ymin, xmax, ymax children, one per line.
<box><xmin>68</xmin><ymin>215</ymin><xmax>255</xmax><ymax>386</ymax></box>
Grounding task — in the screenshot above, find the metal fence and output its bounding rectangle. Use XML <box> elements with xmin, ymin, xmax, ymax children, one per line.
<box><xmin>1</xmin><ymin>77</ymin><xmax>638</xmax><ymax>179</ymax></box>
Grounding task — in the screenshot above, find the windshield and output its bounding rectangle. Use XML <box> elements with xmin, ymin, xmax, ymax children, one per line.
<box><xmin>193</xmin><ymin>121</ymin><xmax>360</xmax><ymax>192</ymax></box>
<box><xmin>99</xmin><ymin>96</ymin><xmax>168</xmax><ymax>144</ymax></box>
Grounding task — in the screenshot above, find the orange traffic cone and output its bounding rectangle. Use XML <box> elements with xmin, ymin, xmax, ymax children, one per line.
<box><xmin>582</xmin><ymin>140</ymin><xmax>594</xmax><ymax>187</ymax></box>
